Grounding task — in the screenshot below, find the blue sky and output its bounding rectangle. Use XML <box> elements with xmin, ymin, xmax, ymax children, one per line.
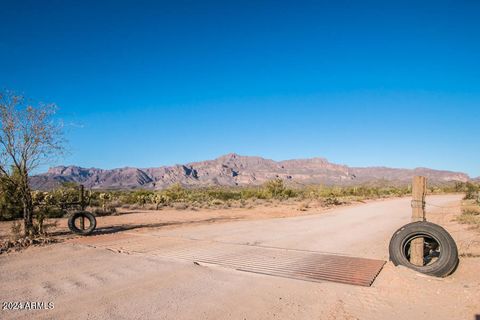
<box><xmin>1</xmin><ymin>0</ymin><xmax>479</xmax><ymax>176</ymax></box>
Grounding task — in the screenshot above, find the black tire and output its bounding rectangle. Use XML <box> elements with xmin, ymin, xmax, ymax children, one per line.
<box><xmin>389</xmin><ymin>221</ymin><xmax>458</xmax><ymax>277</ymax></box>
<box><xmin>68</xmin><ymin>211</ymin><xmax>97</xmax><ymax>235</ymax></box>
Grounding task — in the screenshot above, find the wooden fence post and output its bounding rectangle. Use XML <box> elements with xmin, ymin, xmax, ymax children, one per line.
<box><xmin>410</xmin><ymin>176</ymin><xmax>427</xmax><ymax>266</ymax></box>
<box><xmin>79</xmin><ymin>184</ymin><xmax>85</xmax><ymax>230</ymax></box>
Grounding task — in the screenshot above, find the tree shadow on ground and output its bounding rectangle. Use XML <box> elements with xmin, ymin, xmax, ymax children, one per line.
<box><xmin>51</xmin><ymin>216</ymin><xmax>242</xmax><ymax>237</ymax></box>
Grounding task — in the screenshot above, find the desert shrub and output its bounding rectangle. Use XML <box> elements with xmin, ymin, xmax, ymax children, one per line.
<box><xmin>98</xmin><ymin>192</ymin><xmax>112</xmax><ymax>211</ymax></box>
<box><xmin>136</xmin><ymin>194</ymin><xmax>149</xmax><ymax>207</ymax></box>
<box><xmin>204</xmin><ymin>189</ymin><xmax>239</xmax><ymax>201</ymax></box>
<box><xmin>263</xmin><ymin>179</ymin><xmax>296</xmax><ymax>199</ymax></box>
<box><xmin>150</xmin><ymin>193</ymin><xmax>171</xmax><ymax>208</ymax></box>
<box><xmin>39</xmin><ymin>207</ymin><xmax>65</xmax><ymax>219</ymax></box>
<box><xmin>240</xmin><ymin>188</ymin><xmax>265</xmax><ymax>200</ymax></box>
<box><xmin>109</xmin><ymin>200</ymin><xmax>121</xmax><ymax>208</ymax></box>
<box><xmin>148</xmin><ymin>194</ymin><xmax>162</xmax><ymax>209</ymax></box>
<box><xmin>20</xmin><ymin>182</ymin><xmax>457</xmax><ymax>217</ymax></box>
<box><xmin>298</xmin><ymin>202</ymin><xmax>310</xmax><ymax>211</ymax></box>
<box><xmin>50</xmin><ymin>187</ymin><xmax>83</xmax><ymax>210</ymax></box>
<box><xmin>0</xmin><ymin>176</ymin><xmax>23</xmax><ymax>220</ymax></box>
<box><xmin>174</xmin><ymin>203</ymin><xmax>188</xmax><ymax>210</ymax></box>
<box><xmin>239</xmin><ymin>199</ymin><xmax>247</xmax><ymax>208</ymax></box>
<box><xmin>10</xmin><ymin>221</ymin><xmax>22</xmax><ymax>240</ymax></box>
<box><xmin>456</xmin><ymin>208</ymin><xmax>480</xmax><ymax>227</ymax></box>
<box><xmin>108</xmin><ymin>205</ymin><xmax>117</xmax><ymax>214</ymax></box>
<box><xmin>163</xmin><ymin>184</ymin><xmax>187</xmax><ymax>202</ymax></box>
<box><xmin>92</xmin><ymin>205</ymin><xmax>117</xmax><ymax>216</ymax></box>
<box><xmin>324</xmin><ymin>194</ymin><xmax>343</xmax><ymax>206</ymax></box>
<box><xmin>464</xmin><ymin>183</ymin><xmax>479</xmax><ymax>200</ymax></box>
<box><xmin>463</xmin><ymin>208</ymin><xmax>480</xmax><ymax>216</ymax></box>
<box><xmin>32</xmin><ymin>210</ymin><xmax>48</xmax><ymax>235</ymax></box>
<box><xmin>264</xmin><ymin>179</ymin><xmax>286</xmax><ymax>198</ymax></box>
<box><xmin>210</xmin><ymin>199</ymin><xmax>224</xmax><ymax>206</ymax></box>
<box><xmin>33</xmin><ymin>206</ymin><xmax>58</xmax><ymax>235</ymax></box>
<box><xmin>301</xmin><ymin>185</ymin><xmax>411</xmax><ymax>200</ymax></box>
<box><xmin>0</xmin><ymin>202</ymin><xmax>22</xmax><ymax>220</ymax></box>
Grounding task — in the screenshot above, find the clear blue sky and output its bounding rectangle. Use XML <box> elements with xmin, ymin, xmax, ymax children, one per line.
<box><xmin>1</xmin><ymin>1</ymin><xmax>479</xmax><ymax>177</ymax></box>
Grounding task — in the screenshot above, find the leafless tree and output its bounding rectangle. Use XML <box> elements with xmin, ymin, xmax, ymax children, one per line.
<box><xmin>0</xmin><ymin>91</ymin><xmax>64</xmax><ymax>235</ymax></box>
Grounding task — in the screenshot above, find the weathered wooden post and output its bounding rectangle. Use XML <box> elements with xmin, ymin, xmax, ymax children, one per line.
<box><xmin>79</xmin><ymin>185</ymin><xmax>85</xmax><ymax>230</ymax></box>
<box><xmin>410</xmin><ymin>176</ymin><xmax>427</xmax><ymax>266</ymax></box>
<box><xmin>79</xmin><ymin>185</ymin><xmax>85</xmax><ymax>208</ymax></box>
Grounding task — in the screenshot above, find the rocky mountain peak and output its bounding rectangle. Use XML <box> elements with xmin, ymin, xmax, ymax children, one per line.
<box><xmin>31</xmin><ymin>154</ymin><xmax>471</xmax><ymax>190</ymax></box>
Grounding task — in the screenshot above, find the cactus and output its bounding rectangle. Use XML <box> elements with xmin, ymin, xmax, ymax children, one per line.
<box><xmin>99</xmin><ymin>193</ymin><xmax>111</xmax><ymax>212</ymax></box>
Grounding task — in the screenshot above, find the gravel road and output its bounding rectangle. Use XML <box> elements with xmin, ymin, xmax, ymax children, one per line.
<box><xmin>1</xmin><ymin>194</ymin><xmax>479</xmax><ymax>320</ymax></box>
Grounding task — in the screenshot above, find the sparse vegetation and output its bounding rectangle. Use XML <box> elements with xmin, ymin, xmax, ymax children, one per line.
<box><xmin>456</xmin><ymin>208</ymin><xmax>480</xmax><ymax>228</ymax></box>
<box><xmin>457</xmin><ymin>203</ymin><xmax>480</xmax><ymax>229</ymax></box>
<box><xmin>463</xmin><ymin>182</ymin><xmax>479</xmax><ymax>201</ymax></box>
<box><xmin>0</xmin><ymin>176</ymin><xmax>470</xmax><ymax>248</ymax></box>
<box><xmin>0</xmin><ymin>179</ymin><xmax>460</xmax><ymax>219</ymax></box>
<box><xmin>10</xmin><ymin>221</ymin><xmax>22</xmax><ymax>240</ymax></box>
<box><xmin>264</xmin><ymin>178</ymin><xmax>296</xmax><ymax>199</ymax></box>
<box><xmin>456</xmin><ymin>184</ymin><xmax>480</xmax><ymax>229</ymax></box>
<box><xmin>0</xmin><ymin>178</ymin><xmax>471</xmax><ymax>251</ymax></box>
<box><xmin>297</xmin><ymin>201</ymin><xmax>310</xmax><ymax>211</ymax></box>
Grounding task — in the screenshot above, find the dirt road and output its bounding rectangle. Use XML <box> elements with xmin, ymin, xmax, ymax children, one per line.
<box><xmin>1</xmin><ymin>194</ymin><xmax>479</xmax><ymax>319</ymax></box>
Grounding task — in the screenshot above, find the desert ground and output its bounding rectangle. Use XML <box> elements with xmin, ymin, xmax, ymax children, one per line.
<box><xmin>1</xmin><ymin>194</ymin><xmax>479</xmax><ymax>320</ymax></box>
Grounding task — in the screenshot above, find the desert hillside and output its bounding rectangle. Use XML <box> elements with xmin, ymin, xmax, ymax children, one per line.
<box><xmin>30</xmin><ymin>153</ymin><xmax>471</xmax><ymax>190</ymax></box>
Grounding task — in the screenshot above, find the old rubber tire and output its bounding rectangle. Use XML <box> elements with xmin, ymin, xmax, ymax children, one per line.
<box><xmin>68</xmin><ymin>211</ymin><xmax>96</xmax><ymax>235</ymax></box>
<box><xmin>389</xmin><ymin>221</ymin><xmax>458</xmax><ymax>277</ymax></box>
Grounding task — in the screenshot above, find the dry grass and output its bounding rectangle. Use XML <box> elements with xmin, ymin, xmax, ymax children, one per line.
<box><xmin>456</xmin><ymin>201</ymin><xmax>480</xmax><ymax>228</ymax></box>
<box><xmin>297</xmin><ymin>201</ymin><xmax>310</xmax><ymax>211</ymax></box>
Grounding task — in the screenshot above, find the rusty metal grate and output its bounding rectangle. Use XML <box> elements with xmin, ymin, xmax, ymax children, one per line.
<box><xmin>157</xmin><ymin>243</ymin><xmax>385</xmax><ymax>287</ymax></box>
<box><xmin>68</xmin><ymin>233</ymin><xmax>385</xmax><ymax>287</ymax></box>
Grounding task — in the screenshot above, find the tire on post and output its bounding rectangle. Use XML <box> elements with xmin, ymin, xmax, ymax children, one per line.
<box><xmin>389</xmin><ymin>221</ymin><xmax>458</xmax><ymax>277</ymax></box>
<box><xmin>68</xmin><ymin>211</ymin><xmax>97</xmax><ymax>235</ymax></box>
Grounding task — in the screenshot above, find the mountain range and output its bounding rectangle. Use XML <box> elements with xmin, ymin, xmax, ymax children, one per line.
<box><xmin>30</xmin><ymin>153</ymin><xmax>475</xmax><ymax>190</ymax></box>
